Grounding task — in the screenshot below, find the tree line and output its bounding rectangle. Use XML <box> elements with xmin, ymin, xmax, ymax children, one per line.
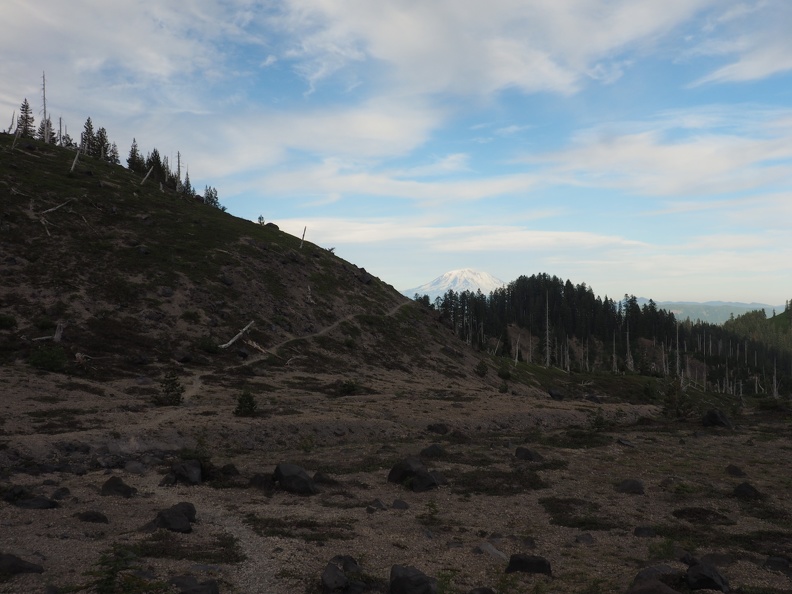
<box><xmin>10</xmin><ymin>97</ymin><xmax>222</xmax><ymax>209</ymax></box>
<box><xmin>417</xmin><ymin>272</ymin><xmax>792</xmax><ymax>396</ymax></box>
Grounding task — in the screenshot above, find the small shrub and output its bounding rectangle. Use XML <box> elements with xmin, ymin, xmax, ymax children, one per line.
<box><xmin>153</xmin><ymin>371</ymin><xmax>184</xmax><ymax>406</ymax></box>
<box><xmin>498</xmin><ymin>381</ymin><xmax>508</xmax><ymax>393</ymax></box>
<box><xmin>180</xmin><ymin>310</ymin><xmax>201</xmax><ymax>323</ymax></box>
<box><xmin>197</xmin><ymin>336</ymin><xmax>220</xmax><ymax>354</ymax></box>
<box><xmin>497</xmin><ymin>367</ymin><xmax>511</xmax><ymax>380</ymax></box>
<box><xmin>29</xmin><ymin>345</ymin><xmax>68</xmax><ymax>372</ymax></box>
<box><xmin>0</xmin><ymin>314</ymin><xmax>16</xmax><ymax>330</ymax></box>
<box><xmin>234</xmin><ymin>390</ymin><xmax>258</xmax><ymax>417</ymax></box>
<box><xmin>474</xmin><ymin>360</ymin><xmax>488</xmax><ymax>377</ymax></box>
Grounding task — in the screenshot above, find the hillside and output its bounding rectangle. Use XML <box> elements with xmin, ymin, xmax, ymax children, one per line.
<box><xmin>3</xmin><ymin>134</ymin><xmax>792</xmax><ymax>594</ymax></box>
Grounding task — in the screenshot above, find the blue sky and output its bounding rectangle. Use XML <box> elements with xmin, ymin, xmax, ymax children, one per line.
<box><xmin>2</xmin><ymin>1</ymin><xmax>791</xmax><ymax>304</ymax></box>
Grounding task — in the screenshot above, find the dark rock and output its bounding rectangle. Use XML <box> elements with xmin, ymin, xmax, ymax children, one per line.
<box><xmin>585</xmin><ymin>393</ymin><xmax>604</xmax><ymax>404</ymax></box>
<box><xmin>617</xmin><ymin>438</ymin><xmax>636</xmax><ymax>448</ymax></box>
<box><xmin>427</xmin><ymin>423</ymin><xmax>449</xmax><ymax>435</ymax></box>
<box><xmin>329</xmin><ymin>555</ymin><xmax>362</xmax><ymax>574</ymax></box>
<box><xmin>388</xmin><ymin>457</ymin><xmax>426</xmax><ymax>484</ymax></box>
<box><xmin>420</xmin><ymin>444</ymin><xmax>447</xmax><ymax>458</ymax></box>
<box><xmin>764</xmin><ymin>556</ymin><xmax>791</xmax><ymax>573</ymax></box>
<box><xmin>172</xmin><ymin>459</ymin><xmax>203</xmax><ymax>485</ymax></box>
<box><xmin>725</xmin><ymin>464</ymin><xmax>746</xmax><ymax>477</ymax></box>
<box><xmin>313</xmin><ymin>472</ymin><xmax>339</xmax><ymax>486</ymax></box>
<box><xmin>51</xmin><ymin>487</ymin><xmax>71</xmax><ymax>500</ymax></box>
<box><xmin>392</xmin><ymin>499</ymin><xmax>410</xmax><ymax>510</ymax></box>
<box><xmin>700</xmin><ymin>553</ymin><xmax>735</xmax><ymax>568</ymax></box>
<box><xmin>76</xmin><ymin>510</ymin><xmax>109</xmax><ymax>523</ymax></box>
<box><xmin>274</xmin><ymin>463</ymin><xmax>318</xmax><ymax>495</ymax></box>
<box><xmin>101</xmin><ymin>476</ymin><xmax>137</xmax><ymax>498</ymax></box>
<box><xmin>548</xmin><ymin>387</ymin><xmax>564</xmax><ymax>401</ymax></box>
<box><xmin>265</xmin><ymin>222</ymin><xmax>279</xmax><ymax>230</ymax></box>
<box><xmin>702</xmin><ymin>409</ymin><xmax>733</xmax><ymax>429</ymax></box>
<box><xmin>322</xmin><ymin>562</ymin><xmax>349</xmax><ymax>592</ymax></box>
<box><xmin>686</xmin><ymin>563</ymin><xmax>729</xmax><ymax>592</ymax></box>
<box><xmin>411</xmin><ymin>470</ymin><xmax>441</xmax><ymax>493</ymax></box>
<box><xmin>732</xmin><ymin>482</ymin><xmax>762</xmax><ymax>501</ymax></box>
<box><xmin>448</xmin><ymin>429</ymin><xmax>471</xmax><ymax>444</ymax></box>
<box><xmin>366</xmin><ymin>499</ymin><xmax>388</xmax><ymax>513</ymax></box>
<box><xmin>505</xmin><ymin>554</ymin><xmax>552</xmax><ymax>575</ymax></box>
<box><xmin>515</xmin><ymin>447</ymin><xmax>544</xmax><ymax>462</ymax></box>
<box><xmin>634</xmin><ymin>526</ymin><xmax>657</xmax><ymax>538</ymax></box>
<box><xmin>616</xmin><ymin>479</ymin><xmax>645</xmax><ymax>495</ymax></box>
<box><xmin>389</xmin><ymin>564</ymin><xmax>436</xmax><ymax>594</ymax></box>
<box><xmin>249</xmin><ymin>473</ymin><xmax>276</xmax><ymax>491</ymax></box>
<box><xmin>147</xmin><ymin>502</ymin><xmax>196</xmax><ymax>533</ymax></box>
<box><xmin>575</xmin><ymin>533</ymin><xmax>595</xmax><ymax>545</ymax></box>
<box><xmin>169</xmin><ymin>575</ymin><xmax>220</xmax><ymax>594</ymax></box>
<box><xmin>15</xmin><ymin>495</ymin><xmax>59</xmax><ymax>509</ymax></box>
<box><xmin>0</xmin><ymin>552</ymin><xmax>44</xmax><ymax>575</ymax></box>
<box><xmin>468</xmin><ymin>589</ymin><xmax>496</xmax><ymax>594</ymax></box>
<box><xmin>627</xmin><ymin>580</ymin><xmax>681</xmax><ymax>594</ymax></box>
<box><xmin>631</xmin><ymin>564</ymin><xmax>685</xmax><ymax>588</ymax></box>
<box><xmin>124</xmin><ymin>461</ymin><xmax>146</xmax><ymax>475</ymax></box>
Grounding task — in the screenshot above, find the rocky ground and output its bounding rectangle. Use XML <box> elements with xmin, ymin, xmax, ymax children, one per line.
<box><xmin>2</xmin><ymin>356</ymin><xmax>792</xmax><ymax>594</ymax></box>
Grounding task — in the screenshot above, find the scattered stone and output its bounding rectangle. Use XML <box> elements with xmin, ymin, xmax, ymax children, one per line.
<box><xmin>169</xmin><ymin>574</ymin><xmax>220</xmax><ymax>594</ymax></box>
<box><xmin>472</xmin><ymin>542</ymin><xmax>508</xmax><ymax>561</ymax></box>
<box><xmin>616</xmin><ymin>479</ymin><xmax>645</xmax><ymax>495</ymax></box>
<box><xmin>505</xmin><ymin>554</ymin><xmax>552</xmax><ymax>575</ymax></box>
<box><xmin>51</xmin><ymin>487</ymin><xmax>71</xmax><ymax>500</ymax></box>
<box><xmin>575</xmin><ymin>533</ymin><xmax>595</xmax><ymax>545</ymax></box>
<box><xmin>725</xmin><ymin>464</ymin><xmax>746</xmax><ymax>477</ymax></box>
<box><xmin>388</xmin><ymin>457</ymin><xmax>440</xmax><ymax>493</ymax></box>
<box><xmin>702</xmin><ymin>409</ymin><xmax>733</xmax><ymax>430</ymax></box>
<box><xmin>75</xmin><ymin>510</ymin><xmax>109</xmax><ymax>523</ymax></box>
<box><xmin>0</xmin><ymin>552</ymin><xmax>44</xmax><ymax>575</ymax></box>
<box><xmin>273</xmin><ymin>463</ymin><xmax>318</xmax><ymax>495</ymax></box>
<box><xmin>101</xmin><ymin>476</ymin><xmax>137</xmax><ymax>498</ymax></box>
<box><xmin>2</xmin><ymin>485</ymin><xmax>58</xmax><ymax>509</ymax></box>
<box><xmin>322</xmin><ymin>562</ymin><xmax>348</xmax><ymax>593</ymax></box>
<box><xmin>515</xmin><ymin>447</ymin><xmax>544</xmax><ymax>462</ymax></box>
<box><xmin>686</xmin><ymin>563</ymin><xmax>729</xmax><ymax>592</ymax></box>
<box><xmin>366</xmin><ymin>499</ymin><xmax>388</xmax><ymax>513</ymax></box>
<box><xmin>732</xmin><ymin>482</ymin><xmax>762</xmax><ymax>501</ymax></box>
<box><xmin>617</xmin><ymin>438</ymin><xmax>636</xmax><ymax>448</ymax></box>
<box><xmin>392</xmin><ymin>499</ymin><xmax>410</xmax><ymax>510</ymax></box>
<box><xmin>548</xmin><ymin>387</ymin><xmax>564</xmax><ymax>401</ymax></box>
<box><xmin>420</xmin><ymin>444</ymin><xmax>447</xmax><ymax>458</ymax></box>
<box><xmin>764</xmin><ymin>556</ymin><xmax>791</xmax><ymax>574</ymax></box>
<box><xmin>172</xmin><ymin>459</ymin><xmax>203</xmax><ymax>486</ymax></box>
<box><xmin>427</xmin><ymin>423</ymin><xmax>450</xmax><ymax>435</ymax></box>
<box><xmin>389</xmin><ymin>564</ymin><xmax>436</xmax><ymax>594</ymax></box>
<box><xmin>146</xmin><ymin>502</ymin><xmax>197</xmax><ymax>534</ymax></box>
<box><xmin>634</xmin><ymin>526</ymin><xmax>656</xmax><ymax>538</ymax></box>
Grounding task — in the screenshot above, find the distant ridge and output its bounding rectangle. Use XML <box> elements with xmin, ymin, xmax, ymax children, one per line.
<box><xmin>402</xmin><ymin>268</ymin><xmax>505</xmax><ymax>300</ymax></box>
<box><xmin>636</xmin><ymin>298</ymin><xmax>779</xmax><ymax>325</ymax></box>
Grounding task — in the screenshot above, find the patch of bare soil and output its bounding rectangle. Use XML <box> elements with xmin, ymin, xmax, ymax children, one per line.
<box><xmin>3</xmin><ymin>361</ymin><xmax>792</xmax><ymax>594</ymax></box>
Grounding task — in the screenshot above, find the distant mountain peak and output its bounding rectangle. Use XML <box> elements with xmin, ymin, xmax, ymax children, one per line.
<box><xmin>402</xmin><ymin>268</ymin><xmax>505</xmax><ymax>299</ymax></box>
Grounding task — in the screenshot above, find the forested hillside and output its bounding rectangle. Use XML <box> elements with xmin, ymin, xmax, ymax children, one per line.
<box><xmin>419</xmin><ymin>273</ymin><xmax>792</xmax><ymax>397</ymax></box>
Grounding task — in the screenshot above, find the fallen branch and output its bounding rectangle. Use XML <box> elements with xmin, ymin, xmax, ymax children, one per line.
<box><xmin>41</xmin><ymin>198</ymin><xmax>75</xmax><ymax>215</ymax></box>
<box><xmin>32</xmin><ymin>322</ymin><xmax>64</xmax><ymax>342</ymax></box>
<box><xmin>219</xmin><ymin>320</ymin><xmax>255</xmax><ymax>349</ymax></box>
<box><xmin>243</xmin><ymin>338</ymin><xmax>268</xmax><ymax>355</ymax></box>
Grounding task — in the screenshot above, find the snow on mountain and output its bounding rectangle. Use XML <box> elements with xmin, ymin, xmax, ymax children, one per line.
<box><xmin>402</xmin><ymin>269</ymin><xmax>506</xmax><ymax>300</ymax></box>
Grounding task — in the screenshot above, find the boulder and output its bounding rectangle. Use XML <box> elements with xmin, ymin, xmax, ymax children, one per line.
<box><xmin>172</xmin><ymin>459</ymin><xmax>203</xmax><ymax>485</ymax></box>
<box><xmin>76</xmin><ymin>510</ymin><xmax>109</xmax><ymax>523</ymax></box>
<box><xmin>101</xmin><ymin>476</ymin><xmax>137</xmax><ymax>498</ymax></box>
<box><xmin>686</xmin><ymin>563</ymin><xmax>729</xmax><ymax>592</ymax></box>
<box><xmin>515</xmin><ymin>447</ymin><xmax>544</xmax><ymax>462</ymax></box>
<box><xmin>505</xmin><ymin>554</ymin><xmax>552</xmax><ymax>575</ymax></box>
<box><xmin>732</xmin><ymin>482</ymin><xmax>762</xmax><ymax>501</ymax></box>
<box><xmin>0</xmin><ymin>552</ymin><xmax>44</xmax><ymax>575</ymax></box>
<box><xmin>702</xmin><ymin>409</ymin><xmax>733</xmax><ymax>429</ymax></box>
<box><xmin>273</xmin><ymin>463</ymin><xmax>318</xmax><ymax>495</ymax></box>
<box><xmin>147</xmin><ymin>502</ymin><xmax>197</xmax><ymax>533</ymax></box>
<box><xmin>616</xmin><ymin>479</ymin><xmax>645</xmax><ymax>495</ymax></box>
<box><xmin>389</xmin><ymin>564</ymin><xmax>436</xmax><ymax>594</ymax></box>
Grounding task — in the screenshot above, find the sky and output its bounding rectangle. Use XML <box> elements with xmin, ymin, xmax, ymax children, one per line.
<box><xmin>2</xmin><ymin>1</ymin><xmax>791</xmax><ymax>305</ymax></box>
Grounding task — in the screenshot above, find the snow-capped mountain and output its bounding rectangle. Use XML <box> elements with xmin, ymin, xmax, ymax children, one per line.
<box><xmin>402</xmin><ymin>269</ymin><xmax>506</xmax><ymax>300</ymax></box>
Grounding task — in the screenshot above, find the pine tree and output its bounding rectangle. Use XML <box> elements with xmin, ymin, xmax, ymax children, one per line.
<box><xmin>182</xmin><ymin>170</ymin><xmax>194</xmax><ymax>197</ymax></box>
<box><xmin>127</xmin><ymin>138</ymin><xmax>145</xmax><ymax>172</ymax></box>
<box><xmin>107</xmin><ymin>142</ymin><xmax>120</xmax><ymax>165</ymax></box>
<box><xmin>95</xmin><ymin>127</ymin><xmax>110</xmax><ymax>160</ymax></box>
<box><xmin>17</xmin><ymin>98</ymin><xmax>35</xmax><ymax>137</ymax></box>
<box><xmin>36</xmin><ymin>118</ymin><xmax>57</xmax><ymax>144</ymax></box>
<box><xmin>81</xmin><ymin>117</ymin><xmax>95</xmax><ymax>155</ymax></box>
<box><xmin>203</xmin><ymin>185</ymin><xmax>220</xmax><ymax>208</ymax></box>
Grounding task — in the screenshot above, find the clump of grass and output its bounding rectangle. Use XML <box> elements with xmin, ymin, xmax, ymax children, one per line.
<box><xmin>474</xmin><ymin>360</ymin><xmax>488</xmax><ymax>377</ymax></box>
<box><xmin>233</xmin><ymin>390</ymin><xmax>258</xmax><ymax>417</ymax></box>
<box><xmin>29</xmin><ymin>345</ymin><xmax>68</xmax><ymax>372</ymax></box>
<box><xmin>539</xmin><ymin>497</ymin><xmax>621</xmax><ymax>531</ymax></box>
<box><xmin>0</xmin><ymin>314</ymin><xmax>16</xmax><ymax>330</ymax></box>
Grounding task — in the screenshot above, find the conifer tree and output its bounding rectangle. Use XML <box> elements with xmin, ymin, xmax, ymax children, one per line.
<box><xmin>182</xmin><ymin>170</ymin><xmax>194</xmax><ymax>197</ymax></box>
<box><xmin>17</xmin><ymin>98</ymin><xmax>35</xmax><ymax>137</ymax></box>
<box><xmin>203</xmin><ymin>185</ymin><xmax>220</xmax><ymax>208</ymax></box>
<box><xmin>81</xmin><ymin>117</ymin><xmax>95</xmax><ymax>155</ymax></box>
<box><xmin>95</xmin><ymin>127</ymin><xmax>110</xmax><ymax>160</ymax></box>
<box><xmin>127</xmin><ymin>138</ymin><xmax>145</xmax><ymax>173</ymax></box>
<box><xmin>107</xmin><ymin>142</ymin><xmax>120</xmax><ymax>165</ymax></box>
<box><xmin>36</xmin><ymin>118</ymin><xmax>57</xmax><ymax>143</ymax></box>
